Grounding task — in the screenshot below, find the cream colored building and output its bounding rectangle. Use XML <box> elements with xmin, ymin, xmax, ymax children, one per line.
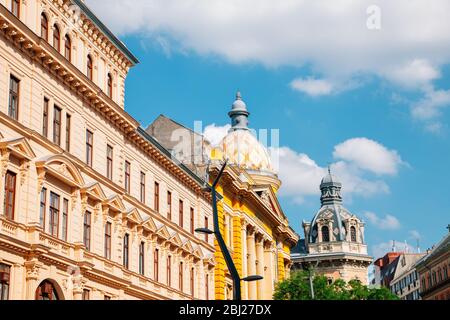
<box><xmin>0</xmin><ymin>0</ymin><xmax>215</xmax><ymax>300</ymax></box>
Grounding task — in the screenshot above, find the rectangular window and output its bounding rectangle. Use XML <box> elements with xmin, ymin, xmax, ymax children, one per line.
<box><xmin>11</xmin><ymin>0</ymin><xmax>20</xmax><ymax>18</ymax></box>
<box><xmin>53</xmin><ymin>106</ymin><xmax>61</xmax><ymax>146</ymax></box>
<box><xmin>39</xmin><ymin>188</ymin><xmax>47</xmax><ymax>229</ymax></box>
<box><xmin>8</xmin><ymin>75</ymin><xmax>19</xmax><ymax>120</ymax></box>
<box><xmin>86</xmin><ymin>130</ymin><xmax>93</xmax><ymax>167</ymax></box>
<box><xmin>0</xmin><ymin>264</ymin><xmax>10</xmax><ymax>300</ymax></box>
<box><xmin>49</xmin><ymin>192</ymin><xmax>60</xmax><ymax>237</ymax></box>
<box><xmin>65</xmin><ymin>114</ymin><xmax>71</xmax><ymax>151</ymax></box>
<box><xmin>105</xmin><ymin>222</ymin><xmax>112</xmax><ymax>259</ymax></box>
<box><xmin>43</xmin><ymin>98</ymin><xmax>49</xmax><ymax>137</ymax></box>
<box><xmin>123</xmin><ymin>234</ymin><xmax>129</xmax><ymax>268</ymax></box>
<box><xmin>139</xmin><ymin>242</ymin><xmax>145</xmax><ymax>275</ymax></box>
<box><xmin>179</xmin><ymin>200</ymin><xmax>184</xmax><ymax>228</ymax></box>
<box><xmin>154</xmin><ymin>248</ymin><xmax>159</xmax><ymax>282</ymax></box>
<box><xmin>167</xmin><ymin>255</ymin><xmax>171</xmax><ymax>287</ymax></box>
<box><xmin>82</xmin><ymin>289</ymin><xmax>90</xmax><ymax>300</ymax></box>
<box><xmin>62</xmin><ymin>199</ymin><xmax>68</xmax><ymax>241</ymax></box>
<box><xmin>140</xmin><ymin>172</ymin><xmax>146</xmax><ymax>203</ymax></box>
<box><xmin>4</xmin><ymin>171</ymin><xmax>16</xmax><ymax>220</ymax></box>
<box><xmin>154</xmin><ymin>182</ymin><xmax>159</xmax><ymax>212</ymax></box>
<box><xmin>167</xmin><ymin>191</ymin><xmax>172</xmax><ymax>221</ymax></box>
<box><xmin>106</xmin><ymin>145</ymin><xmax>113</xmax><ymax>180</ymax></box>
<box><xmin>83</xmin><ymin>211</ymin><xmax>91</xmax><ymax>250</ymax></box>
<box><xmin>179</xmin><ymin>262</ymin><xmax>183</xmax><ymax>291</ymax></box>
<box><xmin>204</xmin><ymin>216</ymin><xmax>209</xmax><ymax>242</ymax></box>
<box><xmin>124</xmin><ymin>161</ymin><xmax>131</xmax><ymax>193</ymax></box>
<box><xmin>190</xmin><ymin>207</ymin><xmax>195</xmax><ymax>234</ymax></box>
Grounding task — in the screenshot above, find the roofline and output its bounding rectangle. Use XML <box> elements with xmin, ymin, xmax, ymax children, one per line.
<box><xmin>137</xmin><ymin>127</ymin><xmax>222</xmax><ymax>200</ymax></box>
<box><xmin>73</xmin><ymin>0</ymin><xmax>139</xmax><ymax>65</ymax></box>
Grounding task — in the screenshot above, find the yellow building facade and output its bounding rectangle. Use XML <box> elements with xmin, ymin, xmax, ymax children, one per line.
<box><xmin>211</xmin><ymin>93</ymin><xmax>298</xmax><ymax>300</ymax></box>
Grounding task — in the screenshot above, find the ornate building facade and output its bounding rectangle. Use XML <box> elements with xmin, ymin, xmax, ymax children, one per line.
<box><xmin>291</xmin><ymin>170</ymin><xmax>372</xmax><ymax>284</ymax></box>
<box><xmin>0</xmin><ymin>0</ymin><xmax>214</xmax><ymax>300</ymax></box>
<box><xmin>147</xmin><ymin>93</ymin><xmax>298</xmax><ymax>300</ymax></box>
<box><xmin>210</xmin><ymin>93</ymin><xmax>298</xmax><ymax>300</ymax></box>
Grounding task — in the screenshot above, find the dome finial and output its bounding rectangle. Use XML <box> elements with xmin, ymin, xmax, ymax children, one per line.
<box><xmin>229</xmin><ymin>90</ymin><xmax>250</xmax><ymax>131</ymax></box>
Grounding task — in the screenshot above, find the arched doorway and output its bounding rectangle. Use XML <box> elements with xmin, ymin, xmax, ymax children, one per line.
<box><xmin>35</xmin><ymin>280</ymin><xmax>61</xmax><ymax>300</ymax></box>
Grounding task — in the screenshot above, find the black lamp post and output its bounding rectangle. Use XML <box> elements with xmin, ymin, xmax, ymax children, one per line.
<box><xmin>195</xmin><ymin>160</ymin><xmax>263</xmax><ymax>300</ymax></box>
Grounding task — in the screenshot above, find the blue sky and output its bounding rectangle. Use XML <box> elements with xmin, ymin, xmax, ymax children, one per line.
<box><xmin>87</xmin><ymin>0</ymin><xmax>450</xmax><ymax>259</ymax></box>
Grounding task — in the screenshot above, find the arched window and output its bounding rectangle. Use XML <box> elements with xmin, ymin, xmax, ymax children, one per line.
<box><xmin>11</xmin><ymin>0</ymin><xmax>20</xmax><ymax>18</ymax></box>
<box><xmin>53</xmin><ymin>25</ymin><xmax>60</xmax><ymax>51</ymax></box>
<box><xmin>350</xmin><ymin>226</ymin><xmax>357</xmax><ymax>242</ymax></box>
<box><xmin>87</xmin><ymin>55</ymin><xmax>93</xmax><ymax>80</ymax></box>
<box><xmin>35</xmin><ymin>280</ymin><xmax>59</xmax><ymax>300</ymax></box>
<box><xmin>107</xmin><ymin>73</ymin><xmax>113</xmax><ymax>98</ymax></box>
<box><xmin>321</xmin><ymin>226</ymin><xmax>330</xmax><ymax>242</ymax></box>
<box><xmin>41</xmin><ymin>14</ymin><xmax>48</xmax><ymax>41</ymax></box>
<box><xmin>64</xmin><ymin>35</ymin><xmax>71</xmax><ymax>62</ymax></box>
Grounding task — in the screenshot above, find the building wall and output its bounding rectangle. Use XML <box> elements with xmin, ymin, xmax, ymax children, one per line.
<box><xmin>0</xmin><ymin>0</ymin><xmax>214</xmax><ymax>300</ymax></box>
<box><xmin>213</xmin><ymin>168</ymin><xmax>296</xmax><ymax>300</ymax></box>
<box><xmin>418</xmin><ymin>250</ymin><xmax>450</xmax><ymax>300</ymax></box>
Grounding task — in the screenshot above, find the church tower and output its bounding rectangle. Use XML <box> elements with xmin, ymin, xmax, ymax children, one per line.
<box><xmin>291</xmin><ymin>169</ymin><xmax>373</xmax><ymax>284</ymax></box>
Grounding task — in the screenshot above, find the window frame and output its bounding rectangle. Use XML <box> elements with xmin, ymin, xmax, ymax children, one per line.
<box><xmin>0</xmin><ymin>264</ymin><xmax>11</xmax><ymax>301</ymax></box>
<box><xmin>154</xmin><ymin>248</ymin><xmax>159</xmax><ymax>282</ymax></box>
<box><xmin>39</xmin><ymin>188</ymin><xmax>47</xmax><ymax>229</ymax></box>
<box><xmin>53</xmin><ymin>105</ymin><xmax>62</xmax><ymax>146</ymax></box>
<box><xmin>8</xmin><ymin>75</ymin><xmax>20</xmax><ymax>120</ymax></box>
<box><xmin>350</xmin><ymin>226</ymin><xmax>357</xmax><ymax>242</ymax></box>
<box><xmin>53</xmin><ymin>24</ymin><xmax>60</xmax><ymax>52</ymax></box>
<box><xmin>104</xmin><ymin>222</ymin><xmax>112</xmax><ymax>259</ymax></box>
<box><xmin>86</xmin><ymin>129</ymin><xmax>94</xmax><ymax>167</ymax></box>
<box><xmin>106</xmin><ymin>145</ymin><xmax>113</xmax><ymax>180</ymax></box>
<box><xmin>179</xmin><ymin>262</ymin><xmax>183</xmax><ymax>291</ymax></box>
<box><xmin>154</xmin><ymin>182</ymin><xmax>159</xmax><ymax>212</ymax></box>
<box><xmin>4</xmin><ymin>171</ymin><xmax>17</xmax><ymax>220</ymax></box>
<box><xmin>123</xmin><ymin>233</ymin><xmax>129</xmax><ymax>269</ymax></box>
<box><xmin>11</xmin><ymin>0</ymin><xmax>20</xmax><ymax>18</ymax></box>
<box><xmin>41</xmin><ymin>13</ymin><xmax>48</xmax><ymax>41</ymax></box>
<box><xmin>140</xmin><ymin>171</ymin><xmax>146</xmax><ymax>203</ymax></box>
<box><xmin>321</xmin><ymin>225</ymin><xmax>330</xmax><ymax>242</ymax></box>
<box><xmin>139</xmin><ymin>241</ymin><xmax>145</xmax><ymax>275</ymax></box>
<box><xmin>167</xmin><ymin>191</ymin><xmax>172</xmax><ymax>221</ymax></box>
<box><xmin>190</xmin><ymin>207</ymin><xmax>195</xmax><ymax>234</ymax></box>
<box><xmin>107</xmin><ymin>73</ymin><xmax>113</xmax><ymax>98</ymax></box>
<box><xmin>62</xmin><ymin>198</ymin><xmax>69</xmax><ymax>241</ymax></box>
<box><xmin>124</xmin><ymin>161</ymin><xmax>131</xmax><ymax>193</ymax></box>
<box><xmin>49</xmin><ymin>192</ymin><xmax>60</xmax><ymax>237</ymax></box>
<box><xmin>83</xmin><ymin>211</ymin><xmax>91</xmax><ymax>251</ymax></box>
<box><xmin>64</xmin><ymin>35</ymin><xmax>71</xmax><ymax>62</ymax></box>
<box><xmin>167</xmin><ymin>255</ymin><xmax>171</xmax><ymax>287</ymax></box>
<box><xmin>87</xmin><ymin>55</ymin><xmax>93</xmax><ymax>80</ymax></box>
<box><xmin>65</xmin><ymin>113</ymin><xmax>71</xmax><ymax>152</ymax></box>
<box><xmin>42</xmin><ymin>97</ymin><xmax>49</xmax><ymax>137</ymax></box>
<box><xmin>179</xmin><ymin>200</ymin><xmax>184</xmax><ymax>228</ymax></box>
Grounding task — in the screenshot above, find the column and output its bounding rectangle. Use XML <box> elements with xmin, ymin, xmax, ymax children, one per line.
<box><xmin>263</xmin><ymin>240</ymin><xmax>274</xmax><ymax>300</ymax></box>
<box><xmin>246</xmin><ymin>226</ymin><xmax>257</xmax><ymax>300</ymax></box>
<box><xmin>24</xmin><ymin>260</ymin><xmax>42</xmax><ymax>300</ymax></box>
<box><xmin>255</xmin><ymin>234</ymin><xmax>264</xmax><ymax>300</ymax></box>
<box><xmin>241</xmin><ymin>219</ymin><xmax>248</xmax><ymax>300</ymax></box>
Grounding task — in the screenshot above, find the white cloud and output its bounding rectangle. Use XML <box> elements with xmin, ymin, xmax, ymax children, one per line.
<box><xmin>411</xmin><ymin>88</ymin><xmax>450</xmax><ymax>121</ymax></box>
<box><xmin>333</xmin><ymin>138</ymin><xmax>404</xmax><ymax>175</ymax></box>
<box><xmin>290</xmin><ymin>77</ymin><xmax>334</xmax><ymax>97</ymax></box>
<box><xmin>203</xmin><ymin>123</ymin><xmax>231</xmax><ymax>146</ymax></box>
<box><xmin>372</xmin><ymin>240</ymin><xmax>417</xmax><ymax>259</ymax></box>
<box><xmin>383</xmin><ymin>59</ymin><xmax>440</xmax><ymax>89</ymax></box>
<box><xmin>364</xmin><ymin>212</ymin><xmax>401</xmax><ymax>230</ymax></box>
<box><xmin>86</xmin><ymin>0</ymin><xmax>450</xmax><ymax>129</ymax></box>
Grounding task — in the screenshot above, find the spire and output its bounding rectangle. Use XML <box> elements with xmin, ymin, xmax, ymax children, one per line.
<box><xmin>228</xmin><ymin>91</ymin><xmax>250</xmax><ymax>131</ymax></box>
<box><xmin>320</xmin><ymin>167</ymin><xmax>342</xmax><ymax>206</ymax></box>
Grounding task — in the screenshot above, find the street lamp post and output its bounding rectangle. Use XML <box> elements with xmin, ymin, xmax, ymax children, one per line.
<box><xmin>196</xmin><ymin>161</ymin><xmax>263</xmax><ymax>300</ymax></box>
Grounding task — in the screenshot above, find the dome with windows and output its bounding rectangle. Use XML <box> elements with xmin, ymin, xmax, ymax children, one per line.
<box><xmin>304</xmin><ymin>168</ymin><xmax>365</xmax><ymax>245</ymax></box>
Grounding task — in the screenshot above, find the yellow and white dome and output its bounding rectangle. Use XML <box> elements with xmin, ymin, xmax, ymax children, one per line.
<box><xmin>211</xmin><ymin>92</ymin><xmax>278</xmax><ymax>184</ymax></box>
